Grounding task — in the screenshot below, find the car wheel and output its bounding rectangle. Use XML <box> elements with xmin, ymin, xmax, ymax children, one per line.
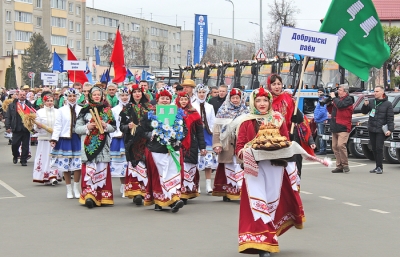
<box><xmin>395</xmin><ymin>149</ymin><xmax>400</xmax><ymax>161</ymax></box>
<box><xmin>348</xmin><ymin>141</ymin><xmax>365</xmax><ymax>158</ymax></box>
<box><xmin>383</xmin><ymin>146</ymin><xmax>399</xmax><ymax>164</ymax></box>
<box><xmin>361</xmin><ymin>144</ymin><xmax>375</xmax><ymax>160</ymax></box>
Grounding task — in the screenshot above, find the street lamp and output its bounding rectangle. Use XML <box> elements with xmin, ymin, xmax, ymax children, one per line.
<box><xmin>226</xmin><ymin>0</ymin><xmax>234</xmax><ymax>62</ymax></box>
<box><xmin>249</xmin><ymin>21</ymin><xmax>263</xmax><ymax>50</ymax></box>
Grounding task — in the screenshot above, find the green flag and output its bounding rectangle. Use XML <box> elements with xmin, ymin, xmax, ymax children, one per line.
<box><xmin>320</xmin><ymin>0</ymin><xmax>390</xmax><ymax>81</ymax></box>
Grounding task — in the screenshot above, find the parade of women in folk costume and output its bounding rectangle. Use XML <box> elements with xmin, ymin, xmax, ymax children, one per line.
<box><xmin>75</xmin><ymin>86</ymin><xmax>116</xmax><ymax>209</ymax></box>
<box><xmin>120</xmin><ymin>83</ymin><xmax>152</xmax><ymax>206</ymax></box>
<box><xmin>175</xmin><ymin>91</ymin><xmax>206</xmax><ymax>204</ymax></box>
<box><xmin>235</xmin><ymin>87</ymin><xmax>305</xmax><ymax>257</ymax></box>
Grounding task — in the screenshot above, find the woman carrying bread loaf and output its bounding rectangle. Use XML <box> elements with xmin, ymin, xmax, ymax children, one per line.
<box><xmin>235</xmin><ymin>87</ymin><xmax>305</xmax><ymax>257</ymax></box>
<box><xmin>212</xmin><ymin>88</ymin><xmax>248</xmax><ymax>202</ymax></box>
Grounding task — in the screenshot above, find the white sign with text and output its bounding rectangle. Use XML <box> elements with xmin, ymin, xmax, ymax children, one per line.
<box><xmin>64</xmin><ymin>61</ymin><xmax>86</xmax><ymax>71</ymax></box>
<box><xmin>278</xmin><ymin>26</ymin><xmax>339</xmax><ymax>60</ymax></box>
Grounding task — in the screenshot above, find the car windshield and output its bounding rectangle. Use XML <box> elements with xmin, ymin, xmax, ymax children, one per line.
<box><xmin>353</xmin><ymin>95</ymin><xmax>360</xmax><ymax>104</ymax></box>
<box><xmin>388</xmin><ymin>96</ymin><xmax>396</xmax><ymax>103</ymax></box>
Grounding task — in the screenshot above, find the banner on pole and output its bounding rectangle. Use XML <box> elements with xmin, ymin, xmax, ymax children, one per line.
<box><xmin>193</xmin><ymin>14</ymin><xmax>208</xmax><ymax>65</ymax></box>
<box><xmin>187</xmin><ymin>50</ymin><xmax>192</xmax><ymax>66</ymax></box>
<box><xmin>278</xmin><ymin>26</ymin><xmax>339</xmax><ymax>60</ymax></box>
<box><xmin>64</xmin><ymin>61</ymin><xmax>86</xmax><ymax>71</ymax></box>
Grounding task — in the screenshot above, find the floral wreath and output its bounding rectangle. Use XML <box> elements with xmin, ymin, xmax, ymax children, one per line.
<box><xmin>195</xmin><ymin>84</ymin><xmax>209</xmax><ymax>95</ymax></box>
<box><xmin>63</xmin><ymin>88</ymin><xmax>80</xmax><ymax>98</ymax></box>
<box><xmin>148</xmin><ymin>108</ymin><xmax>185</xmax><ymax>146</ymax></box>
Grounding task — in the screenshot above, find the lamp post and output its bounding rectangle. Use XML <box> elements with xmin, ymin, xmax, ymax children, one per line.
<box><xmin>249</xmin><ymin>1</ymin><xmax>263</xmax><ymax>50</ymax></box>
<box><xmin>249</xmin><ymin>22</ymin><xmax>263</xmax><ymax>50</ymax></box>
<box><xmin>226</xmin><ymin>0</ymin><xmax>234</xmax><ymax>62</ymax></box>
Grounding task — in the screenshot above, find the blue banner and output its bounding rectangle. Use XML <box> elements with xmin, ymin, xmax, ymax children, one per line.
<box><xmin>95</xmin><ymin>46</ymin><xmax>100</xmax><ymax>65</ymax></box>
<box><xmin>52</xmin><ymin>51</ymin><xmax>65</xmax><ymax>72</ymax></box>
<box><xmin>193</xmin><ymin>14</ymin><xmax>208</xmax><ymax>65</ymax></box>
<box><xmin>187</xmin><ymin>50</ymin><xmax>192</xmax><ymax>66</ymax></box>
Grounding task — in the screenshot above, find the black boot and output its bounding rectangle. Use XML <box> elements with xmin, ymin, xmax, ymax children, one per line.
<box><xmin>133</xmin><ymin>195</ymin><xmax>143</xmax><ymax>206</ymax></box>
<box><xmin>85</xmin><ymin>199</ymin><xmax>94</xmax><ymax>209</ymax></box>
<box><xmin>223</xmin><ymin>196</ymin><xmax>231</xmax><ymax>202</ymax></box>
<box><xmin>182</xmin><ymin>198</ymin><xmax>188</xmax><ymax>205</ymax></box>
<box><xmin>154</xmin><ymin>204</ymin><xmax>163</xmax><ymax>211</ymax></box>
<box><xmin>171</xmin><ymin>200</ymin><xmax>184</xmax><ymax>213</ymax></box>
<box><xmin>259</xmin><ymin>251</ymin><xmax>271</xmax><ymax>257</ymax></box>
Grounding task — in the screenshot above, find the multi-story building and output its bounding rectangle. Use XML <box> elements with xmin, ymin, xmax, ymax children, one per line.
<box><xmin>0</xmin><ymin>0</ymin><xmax>86</xmax><ymax>58</ymax></box>
<box><xmin>181</xmin><ymin>30</ymin><xmax>255</xmax><ymax>66</ymax></box>
<box><xmin>85</xmin><ymin>7</ymin><xmax>182</xmax><ymax>79</ymax></box>
<box><xmin>0</xmin><ymin>2</ymin><xmax>254</xmax><ymax>86</ymax></box>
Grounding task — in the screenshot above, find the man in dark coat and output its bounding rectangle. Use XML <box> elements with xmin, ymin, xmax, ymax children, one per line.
<box><xmin>208</xmin><ymin>84</ymin><xmax>228</xmax><ymax>115</ymax></box>
<box><xmin>5</xmin><ymin>90</ymin><xmax>33</xmax><ymax>166</ymax></box>
<box><xmin>361</xmin><ymin>86</ymin><xmax>394</xmax><ymax>174</ymax></box>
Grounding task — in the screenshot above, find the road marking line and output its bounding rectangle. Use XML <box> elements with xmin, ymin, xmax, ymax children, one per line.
<box><xmin>319</xmin><ymin>196</ymin><xmax>335</xmax><ymax>200</ymax></box>
<box><xmin>0</xmin><ymin>179</ymin><xmax>25</xmax><ymax>198</ymax></box>
<box><xmin>343</xmin><ymin>202</ymin><xmax>361</xmax><ymax>207</ymax></box>
<box><xmin>0</xmin><ymin>196</ymin><xmax>19</xmax><ymax>200</ymax></box>
<box><xmin>300</xmin><ymin>191</ymin><xmax>313</xmax><ymax>194</ymax></box>
<box><xmin>370</xmin><ymin>209</ymin><xmax>390</xmax><ymax>214</ymax></box>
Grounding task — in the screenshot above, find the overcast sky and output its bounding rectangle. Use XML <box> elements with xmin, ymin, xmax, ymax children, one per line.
<box><xmin>90</xmin><ymin>0</ymin><xmax>332</xmax><ymax>43</ymax></box>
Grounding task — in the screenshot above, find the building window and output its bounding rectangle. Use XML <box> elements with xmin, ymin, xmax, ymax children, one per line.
<box><xmin>76</xmin><ymin>23</ymin><xmax>81</xmax><ymax>33</ymax></box>
<box><xmin>69</xmin><ymin>39</ymin><xmax>73</xmax><ymax>48</ymax></box>
<box><xmin>86</xmin><ymin>47</ymin><xmax>90</xmax><ymax>55</ymax></box>
<box><xmin>36</xmin><ymin>0</ymin><xmax>42</xmax><ymax>8</ymax></box>
<box><xmin>177</xmin><ymin>57</ymin><xmax>181</xmax><ymax>64</ymax></box>
<box><xmin>97</xmin><ymin>16</ymin><xmax>105</xmax><ymax>25</ymax></box>
<box><xmin>15</xmin><ymin>0</ymin><xmax>33</xmax><ymax>3</ymax></box>
<box><xmin>76</xmin><ymin>5</ymin><xmax>81</xmax><ymax>16</ymax></box>
<box><xmin>173</xmin><ymin>33</ymin><xmax>176</xmax><ymax>39</ymax></box>
<box><xmin>51</xmin><ymin>17</ymin><xmax>66</xmax><ymax>28</ymax></box>
<box><xmin>6</xmin><ymin>51</ymin><xmax>12</xmax><ymax>56</ymax></box>
<box><xmin>132</xmin><ymin>23</ymin><xmax>140</xmax><ymax>31</ymax></box>
<box><xmin>126</xmin><ymin>23</ymin><xmax>130</xmax><ymax>31</ymax></box>
<box><xmin>6</xmin><ymin>31</ymin><xmax>12</xmax><ymax>42</ymax></box>
<box><xmin>76</xmin><ymin>41</ymin><xmax>81</xmax><ymax>50</ymax></box>
<box><xmin>120</xmin><ymin>23</ymin><xmax>124</xmax><ymax>31</ymax></box>
<box><xmin>6</xmin><ymin>11</ymin><xmax>11</xmax><ymax>22</ymax></box>
<box><xmin>85</xmin><ymin>15</ymin><xmax>89</xmax><ymax>24</ymax></box>
<box><xmin>36</xmin><ymin>17</ymin><xmax>42</xmax><ymax>27</ymax></box>
<box><xmin>51</xmin><ymin>0</ymin><xmax>66</xmax><ymax>10</ymax></box>
<box><xmin>68</xmin><ymin>2</ymin><xmax>73</xmax><ymax>13</ymax></box>
<box><xmin>51</xmin><ymin>35</ymin><xmax>67</xmax><ymax>46</ymax></box>
<box><xmin>15</xmin><ymin>11</ymin><xmax>32</xmax><ymax>23</ymax></box>
<box><xmin>16</xmin><ymin>31</ymin><xmax>33</xmax><ymax>42</ymax></box>
<box><xmin>177</xmin><ymin>32</ymin><xmax>180</xmax><ymax>40</ymax></box>
<box><xmin>177</xmin><ymin>44</ymin><xmax>181</xmax><ymax>52</ymax></box>
<box><xmin>173</xmin><ymin>45</ymin><xmax>176</xmax><ymax>52</ymax></box>
<box><xmin>86</xmin><ymin>31</ymin><xmax>90</xmax><ymax>40</ymax></box>
<box><xmin>69</xmin><ymin>21</ymin><xmax>74</xmax><ymax>31</ymax></box>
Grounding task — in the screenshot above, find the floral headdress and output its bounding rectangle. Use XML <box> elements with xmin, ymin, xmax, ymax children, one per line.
<box><xmin>229</xmin><ymin>88</ymin><xmax>242</xmax><ymax>98</ymax></box>
<box><xmin>130</xmin><ymin>84</ymin><xmax>145</xmax><ymax>93</ymax></box>
<box><xmin>43</xmin><ymin>94</ymin><xmax>53</xmax><ymax>102</ymax></box>
<box><xmin>117</xmin><ymin>87</ymin><xmax>130</xmax><ymax>95</ymax></box>
<box><xmin>63</xmin><ymin>88</ymin><xmax>80</xmax><ymax>98</ymax></box>
<box><xmin>156</xmin><ymin>85</ymin><xmax>174</xmax><ymax>100</ymax></box>
<box><xmin>253</xmin><ymin>86</ymin><xmax>272</xmax><ymax>100</ymax></box>
<box><xmin>194</xmin><ymin>84</ymin><xmax>209</xmax><ymax>95</ymax></box>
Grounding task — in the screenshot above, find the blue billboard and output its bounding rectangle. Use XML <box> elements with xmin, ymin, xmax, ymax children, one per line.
<box><xmin>193</xmin><ymin>14</ymin><xmax>208</xmax><ymax>65</ymax></box>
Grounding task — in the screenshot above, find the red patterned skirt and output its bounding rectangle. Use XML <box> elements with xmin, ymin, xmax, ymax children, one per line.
<box><xmin>79</xmin><ymin>162</ymin><xmax>114</xmax><ymax>206</ymax></box>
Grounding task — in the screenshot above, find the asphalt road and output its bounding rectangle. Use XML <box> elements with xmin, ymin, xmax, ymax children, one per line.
<box><xmin>1</xmin><ymin>125</ymin><xmax>399</xmax><ymax>257</ymax></box>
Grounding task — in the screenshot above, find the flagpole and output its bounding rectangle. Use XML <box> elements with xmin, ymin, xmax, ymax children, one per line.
<box><xmin>290</xmin><ymin>55</ymin><xmax>309</xmax><ymax>134</ymax></box>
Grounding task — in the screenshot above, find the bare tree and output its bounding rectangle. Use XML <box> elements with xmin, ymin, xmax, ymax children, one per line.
<box><xmin>101</xmin><ymin>33</ymin><xmax>141</xmax><ymax>68</ymax></box>
<box><xmin>201</xmin><ymin>43</ymin><xmax>255</xmax><ymax>63</ymax></box>
<box><xmin>261</xmin><ymin>0</ymin><xmax>300</xmax><ymax>57</ymax></box>
<box><xmin>158</xmin><ymin>39</ymin><xmax>168</xmax><ymax>69</ymax></box>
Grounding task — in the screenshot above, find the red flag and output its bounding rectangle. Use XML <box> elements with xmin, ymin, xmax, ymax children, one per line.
<box><xmin>67</xmin><ymin>48</ymin><xmax>88</xmax><ymax>85</ymax></box>
<box><xmin>110</xmin><ymin>29</ymin><xmax>127</xmax><ymax>83</ymax></box>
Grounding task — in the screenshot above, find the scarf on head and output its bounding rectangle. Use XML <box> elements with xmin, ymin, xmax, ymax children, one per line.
<box><xmin>80</xmin><ymin>86</ymin><xmax>115</xmax><ymax>162</ymax></box>
<box><xmin>194</xmin><ymin>84</ymin><xmax>211</xmax><ymax>133</ymax></box>
<box><xmin>215</xmin><ymin>94</ymin><xmax>249</xmax><ymax>149</ymax></box>
<box><xmin>175</xmin><ymin>93</ymin><xmax>202</xmax><ymax>154</ymax></box>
